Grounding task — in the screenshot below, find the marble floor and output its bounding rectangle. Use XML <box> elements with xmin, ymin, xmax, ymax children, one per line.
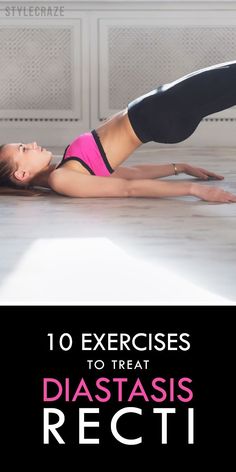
<box><xmin>0</xmin><ymin>146</ymin><xmax>235</xmax><ymax>305</ymax></box>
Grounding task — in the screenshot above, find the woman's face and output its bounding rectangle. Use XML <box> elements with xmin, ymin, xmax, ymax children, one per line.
<box><xmin>4</xmin><ymin>141</ymin><xmax>53</xmax><ymax>183</ymax></box>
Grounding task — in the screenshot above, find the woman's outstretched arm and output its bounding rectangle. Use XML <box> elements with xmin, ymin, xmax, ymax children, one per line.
<box><xmin>111</xmin><ymin>163</ymin><xmax>224</xmax><ymax>180</ymax></box>
<box><xmin>128</xmin><ymin>180</ymin><xmax>236</xmax><ymax>202</ymax></box>
<box><xmin>49</xmin><ymin>167</ymin><xmax>236</xmax><ymax>202</ymax></box>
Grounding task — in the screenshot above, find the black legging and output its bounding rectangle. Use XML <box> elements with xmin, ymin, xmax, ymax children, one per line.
<box><xmin>127</xmin><ymin>61</ymin><xmax>236</xmax><ymax>143</ymax></box>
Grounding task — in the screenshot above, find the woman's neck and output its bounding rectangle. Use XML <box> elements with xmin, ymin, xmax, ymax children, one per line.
<box><xmin>31</xmin><ymin>163</ymin><xmax>57</xmax><ymax>188</ymax></box>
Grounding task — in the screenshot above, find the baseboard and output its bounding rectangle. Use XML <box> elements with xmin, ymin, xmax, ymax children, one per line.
<box><xmin>0</xmin><ymin>121</ymin><xmax>235</xmax><ymax>148</ymax></box>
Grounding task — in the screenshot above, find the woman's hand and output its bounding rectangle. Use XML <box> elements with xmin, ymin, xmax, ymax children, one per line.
<box><xmin>179</xmin><ymin>163</ymin><xmax>224</xmax><ymax>180</ymax></box>
<box><xmin>191</xmin><ymin>183</ymin><xmax>236</xmax><ymax>202</ymax></box>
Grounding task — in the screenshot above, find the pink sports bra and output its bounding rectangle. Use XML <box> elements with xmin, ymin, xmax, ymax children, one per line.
<box><xmin>57</xmin><ymin>129</ymin><xmax>113</xmax><ymax>177</ymax></box>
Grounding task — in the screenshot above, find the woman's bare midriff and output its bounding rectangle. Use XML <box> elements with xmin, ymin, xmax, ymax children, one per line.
<box><xmin>95</xmin><ymin>108</ymin><xmax>142</xmax><ymax>170</ymax></box>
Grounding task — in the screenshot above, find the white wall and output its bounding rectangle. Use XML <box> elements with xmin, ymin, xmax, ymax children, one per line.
<box><xmin>0</xmin><ymin>1</ymin><xmax>235</xmax><ymax>147</ymax></box>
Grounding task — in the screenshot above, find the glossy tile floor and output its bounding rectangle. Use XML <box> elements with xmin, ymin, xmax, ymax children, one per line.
<box><xmin>0</xmin><ymin>147</ymin><xmax>235</xmax><ymax>305</ymax></box>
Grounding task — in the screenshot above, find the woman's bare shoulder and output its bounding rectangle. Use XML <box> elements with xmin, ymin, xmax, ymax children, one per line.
<box><xmin>48</xmin><ymin>166</ymin><xmax>128</xmax><ymax>198</ymax></box>
<box><xmin>48</xmin><ymin>166</ymin><xmax>83</xmax><ymax>192</ymax></box>
<box><xmin>48</xmin><ymin>166</ymin><xmax>104</xmax><ymax>197</ymax></box>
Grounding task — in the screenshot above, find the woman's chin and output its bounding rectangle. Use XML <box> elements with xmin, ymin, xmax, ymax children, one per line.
<box><xmin>47</xmin><ymin>151</ymin><xmax>53</xmax><ymax>160</ymax></box>
<box><xmin>46</xmin><ymin>153</ymin><xmax>53</xmax><ymax>166</ymax></box>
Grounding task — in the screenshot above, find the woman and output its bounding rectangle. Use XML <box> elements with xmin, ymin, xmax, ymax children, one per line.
<box><xmin>0</xmin><ymin>60</ymin><xmax>236</xmax><ymax>202</ymax></box>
